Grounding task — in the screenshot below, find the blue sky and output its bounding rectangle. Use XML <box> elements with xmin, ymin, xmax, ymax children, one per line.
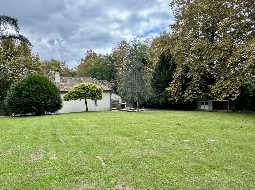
<box><xmin>0</xmin><ymin>0</ymin><xmax>173</xmax><ymax>67</ymax></box>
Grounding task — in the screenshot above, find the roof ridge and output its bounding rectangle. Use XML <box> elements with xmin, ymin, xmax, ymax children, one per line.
<box><xmin>59</xmin><ymin>76</ymin><xmax>113</xmax><ymax>92</ymax></box>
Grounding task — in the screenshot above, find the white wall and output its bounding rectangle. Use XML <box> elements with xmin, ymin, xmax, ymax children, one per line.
<box><xmin>111</xmin><ymin>93</ymin><xmax>122</xmax><ymax>103</ymax></box>
<box><xmin>58</xmin><ymin>92</ymin><xmax>111</xmax><ymax>113</ymax></box>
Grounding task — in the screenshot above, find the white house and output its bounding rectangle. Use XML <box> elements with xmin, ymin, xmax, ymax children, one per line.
<box><xmin>53</xmin><ymin>73</ymin><xmax>121</xmax><ymax>113</ymax></box>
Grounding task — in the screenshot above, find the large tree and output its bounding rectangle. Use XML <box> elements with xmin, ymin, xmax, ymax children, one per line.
<box><xmin>0</xmin><ymin>39</ymin><xmax>40</xmax><ymax>101</ymax></box>
<box><xmin>111</xmin><ymin>41</ymin><xmax>130</xmax><ymax>89</ymax></box>
<box><xmin>118</xmin><ymin>41</ymin><xmax>151</xmax><ymax>109</ymax></box>
<box><xmin>77</xmin><ymin>50</ymin><xmax>116</xmax><ymax>82</ymax></box>
<box><xmin>77</xmin><ymin>50</ymin><xmax>99</xmax><ymax>77</ymax></box>
<box><xmin>0</xmin><ymin>16</ymin><xmax>39</xmax><ymax>103</ymax></box>
<box><xmin>151</xmin><ymin>51</ymin><xmax>176</xmax><ymax>106</ymax></box>
<box><xmin>167</xmin><ymin>0</ymin><xmax>255</xmax><ymax>105</ymax></box>
<box><xmin>148</xmin><ymin>33</ymin><xmax>175</xmax><ymax>67</ymax></box>
<box><xmin>84</xmin><ymin>55</ymin><xmax>116</xmax><ymax>81</ymax></box>
<box><xmin>111</xmin><ymin>40</ymin><xmax>130</xmax><ymax>72</ymax></box>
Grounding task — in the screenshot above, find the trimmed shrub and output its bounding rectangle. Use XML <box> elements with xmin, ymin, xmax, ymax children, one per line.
<box><xmin>4</xmin><ymin>74</ymin><xmax>62</xmax><ymax>115</ymax></box>
<box><xmin>64</xmin><ymin>83</ymin><xmax>102</xmax><ymax>112</ymax></box>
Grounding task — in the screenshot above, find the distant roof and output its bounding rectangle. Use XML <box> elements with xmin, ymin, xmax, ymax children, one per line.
<box><xmin>58</xmin><ymin>77</ymin><xmax>113</xmax><ymax>92</ymax></box>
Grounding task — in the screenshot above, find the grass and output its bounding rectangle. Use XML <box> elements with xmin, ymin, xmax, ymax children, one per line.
<box><xmin>0</xmin><ymin>111</ymin><xmax>254</xmax><ymax>190</ymax></box>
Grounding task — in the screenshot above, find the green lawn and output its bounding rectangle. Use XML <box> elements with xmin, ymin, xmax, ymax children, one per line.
<box><xmin>0</xmin><ymin>111</ymin><xmax>254</xmax><ymax>190</ymax></box>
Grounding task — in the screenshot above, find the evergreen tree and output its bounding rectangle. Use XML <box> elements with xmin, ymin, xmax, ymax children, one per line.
<box><xmin>151</xmin><ymin>51</ymin><xmax>176</xmax><ymax>106</ymax></box>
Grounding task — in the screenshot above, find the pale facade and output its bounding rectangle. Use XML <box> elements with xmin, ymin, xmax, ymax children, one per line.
<box><xmin>58</xmin><ymin>92</ymin><xmax>112</xmax><ymax>113</ymax></box>
<box><xmin>54</xmin><ymin>74</ymin><xmax>121</xmax><ymax>113</ymax></box>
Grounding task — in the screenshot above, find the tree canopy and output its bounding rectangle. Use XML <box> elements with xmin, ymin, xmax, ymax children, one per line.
<box><xmin>0</xmin><ymin>39</ymin><xmax>40</xmax><ymax>101</ymax></box>
<box><xmin>0</xmin><ymin>15</ymin><xmax>30</xmax><ymax>44</ymax></box>
<box><xmin>63</xmin><ymin>83</ymin><xmax>103</xmax><ymax>112</ymax></box>
<box><xmin>77</xmin><ymin>50</ymin><xmax>116</xmax><ymax>82</ymax></box>
<box><xmin>118</xmin><ymin>41</ymin><xmax>152</xmax><ymax>109</ymax></box>
<box><xmin>167</xmin><ymin>0</ymin><xmax>255</xmax><ymax>105</ymax></box>
<box><xmin>151</xmin><ymin>51</ymin><xmax>176</xmax><ymax>106</ymax></box>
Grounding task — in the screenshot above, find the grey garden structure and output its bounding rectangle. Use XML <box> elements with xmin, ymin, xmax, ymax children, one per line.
<box><xmin>198</xmin><ymin>100</ymin><xmax>230</xmax><ymax>111</ymax></box>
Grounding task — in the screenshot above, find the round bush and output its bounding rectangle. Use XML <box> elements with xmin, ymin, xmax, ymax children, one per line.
<box><xmin>4</xmin><ymin>74</ymin><xmax>62</xmax><ymax>115</ymax></box>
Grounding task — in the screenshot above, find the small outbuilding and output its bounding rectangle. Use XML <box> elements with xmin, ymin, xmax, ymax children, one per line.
<box><xmin>53</xmin><ymin>73</ymin><xmax>121</xmax><ymax>113</ymax></box>
<box><xmin>197</xmin><ymin>100</ymin><xmax>230</xmax><ymax>112</ymax></box>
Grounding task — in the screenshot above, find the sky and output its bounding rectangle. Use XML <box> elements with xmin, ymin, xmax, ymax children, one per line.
<box><xmin>0</xmin><ymin>0</ymin><xmax>173</xmax><ymax>67</ymax></box>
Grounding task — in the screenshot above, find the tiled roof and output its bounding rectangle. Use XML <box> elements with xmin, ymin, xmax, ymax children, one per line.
<box><xmin>58</xmin><ymin>77</ymin><xmax>113</xmax><ymax>92</ymax></box>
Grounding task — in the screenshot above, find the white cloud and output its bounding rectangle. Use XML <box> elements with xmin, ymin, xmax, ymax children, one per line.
<box><xmin>0</xmin><ymin>0</ymin><xmax>173</xmax><ymax>67</ymax></box>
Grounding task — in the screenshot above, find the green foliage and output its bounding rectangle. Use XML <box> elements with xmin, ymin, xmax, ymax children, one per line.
<box><xmin>85</xmin><ymin>55</ymin><xmax>116</xmax><ymax>81</ymax></box>
<box><xmin>111</xmin><ymin>40</ymin><xmax>130</xmax><ymax>73</ymax></box>
<box><xmin>151</xmin><ymin>51</ymin><xmax>176</xmax><ymax>106</ymax></box>
<box><xmin>118</xmin><ymin>41</ymin><xmax>151</xmax><ymax>108</ymax></box>
<box><xmin>0</xmin><ymin>15</ymin><xmax>30</xmax><ymax>44</ymax></box>
<box><xmin>0</xmin><ymin>69</ymin><xmax>11</xmax><ymax>101</ymax></box>
<box><xmin>148</xmin><ymin>33</ymin><xmax>175</xmax><ymax>67</ymax></box>
<box><xmin>64</xmin><ymin>83</ymin><xmax>103</xmax><ymax>101</ymax></box>
<box><xmin>0</xmin><ymin>39</ymin><xmax>41</xmax><ymax>102</ymax></box>
<box><xmin>0</xmin><ymin>16</ymin><xmax>19</xmax><ymax>32</ymax></box>
<box><xmin>77</xmin><ymin>50</ymin><xmax>98</xmax><ymax>77</ymax></box>
<box><xmin>4</xmin><ymin>74</ymin><xmax>62</xmax><ymax>115</ymax></box>
<box><xmin>0</xmin><ymin>16</ymin><xmax>37</xmax><ymax>113</ymax></box>
<box><xmin>111</xmin><ymin>40</ymin><xmax>130</xmax><ymax>91</ymax></box>
<box><xmin>235</xmin><ymin>83</ymin><xmax>255</xmax><ymax>111</ymax></box>
<box><xmin>40</xmin><ymin>59</ymin><xmax>76</xmax><ymax>77</ymax></box>
<box><xmin>167</xmin><ymin>0</ymin><xmax>255</xmax><ymax>106</ymax></box>
<box><xmin>64</xmin><ymin>83</ymin><xmax>103</xmax><ymax>112</ymax></box>
<box><xmin>77</xmin><ymin>50</ymin><xmax>116</xmax><ymax>82</ymax></box>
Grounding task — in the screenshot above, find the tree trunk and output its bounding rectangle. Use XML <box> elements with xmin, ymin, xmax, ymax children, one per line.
<box><xmin>85</xmin><ymin>98</ymin><xmax>88</xmax><ymax>112</ymax></box>
<box><xmin>136</xmin><ymin>100</ymin><xmax>139</xmax><ymax>112</ymax></box>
